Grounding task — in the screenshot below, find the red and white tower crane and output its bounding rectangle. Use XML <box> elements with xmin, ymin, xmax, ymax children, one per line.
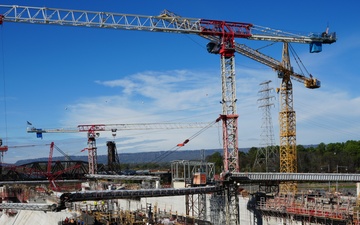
<box><xmin>27</xmin><ymin>122</ymin><xmax>210</xmax><ymax>174</ymax></box>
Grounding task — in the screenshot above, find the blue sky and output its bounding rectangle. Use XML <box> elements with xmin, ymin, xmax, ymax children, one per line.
<box><xmin>0</xmin><ymin>0</ymin><xmax>359</xmax><ymax>164</ymax></box>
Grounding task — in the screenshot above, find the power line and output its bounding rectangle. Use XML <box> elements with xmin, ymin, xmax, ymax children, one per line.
<box><xmin>253</xmin><ymin>80</ymin><xmax>278</xmax><ymax>172</ymax></box>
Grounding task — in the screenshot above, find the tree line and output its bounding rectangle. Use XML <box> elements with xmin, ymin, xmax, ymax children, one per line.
<box><xmin>100</xmin><ymin>140</ymin><xmax>360</xmax><ymax>174</ymax></box>
<box><xmin>206</xmin><ymin>140</ymin><xmax>360</xmax><ymax>173</ymax></box>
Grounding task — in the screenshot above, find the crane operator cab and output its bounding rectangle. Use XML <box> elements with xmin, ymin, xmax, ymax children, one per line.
<box><xmin>206</xmin><ymin>41</ymin><xmax>221</xmax><ymax>54</ymax></box>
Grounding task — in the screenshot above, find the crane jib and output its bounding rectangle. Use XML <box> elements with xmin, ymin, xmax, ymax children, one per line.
<box><xmin>0</xmin><ymin>5</ymin><xmax>336</xmax><ymax>45</ymax></box>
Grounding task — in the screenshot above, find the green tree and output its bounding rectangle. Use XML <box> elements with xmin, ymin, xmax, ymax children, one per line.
<box><xmin>317</xmin><ymin>142</ymin><xmax>326</xmax><ymax>155</ymax></box>
<box><xmin>344</xmin><ymin>140</ymin><xmax>360</xmax><ymax>156</ymax></box>
<box><xmin>297</xmin><ymin>145</ymin><xmax>312</xmax><ymax>172</ymax></box>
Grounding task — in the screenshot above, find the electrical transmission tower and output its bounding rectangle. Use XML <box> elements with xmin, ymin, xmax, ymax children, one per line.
<box><xmin>254</xmin><ymin>80</ymin><xmax>278</xmax><ymax>172</ymax></box>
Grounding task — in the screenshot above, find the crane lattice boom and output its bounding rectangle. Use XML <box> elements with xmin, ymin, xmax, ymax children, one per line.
<box><xmin>0</xmin><ymin>5</ymin><xmax>332</xmax><ymax>89</ymax></box>
<box><xmin>27</xmin><ymin>122</ymin><xmax>210</xmax><ymax>134</ymax></box>
<box><xmin>0</xmin><ymin>5</ymin><xmax>336</xmax><ymax>44</ymax></box>
<box><xmin>203</xmin><ymin>35</ymin><xmax>321</xmax><ymax>88</ymax></box>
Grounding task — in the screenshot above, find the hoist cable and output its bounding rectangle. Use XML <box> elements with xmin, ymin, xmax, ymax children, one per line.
<box><xmin>289</xmin><ymin>43</ymin><xmax>310</xmax><ymax>76</ymax></box>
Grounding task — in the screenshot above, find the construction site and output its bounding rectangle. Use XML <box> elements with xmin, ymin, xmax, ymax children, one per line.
<box><xmin>0</xmin><ymin>3</ymin><xmax>359</xmax><ymax>225</ymax></box>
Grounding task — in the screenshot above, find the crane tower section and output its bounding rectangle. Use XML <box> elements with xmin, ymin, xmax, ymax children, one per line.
<box><xmin>278</xmin><ymin>43</ymin><xmax>297</xmax><ymax>194</ymax></box>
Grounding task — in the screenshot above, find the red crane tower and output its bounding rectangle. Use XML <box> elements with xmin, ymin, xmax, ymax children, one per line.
<box><xmin>0</xmin><ymin>138</ymin><xmax>8</xmax><ymax>164</ymax></box>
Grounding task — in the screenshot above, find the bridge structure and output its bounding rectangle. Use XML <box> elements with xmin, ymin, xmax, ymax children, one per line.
<box><xmin>0</xmin><ymin>160</ymin><xmax>89</xmax><ymax>181</ymax></box>
<box><xmin>231</xmin><ymin>172</ymin><xmax>360</xmax><ymax>182</ymax></box>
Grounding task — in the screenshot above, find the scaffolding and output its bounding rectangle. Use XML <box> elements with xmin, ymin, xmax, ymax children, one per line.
<box><xmin>170</xmin><ymin>160</ymin><xmax>216</xmax><ymax>223</ymax></box>
<box><xmin>170</xmin><ymin>160</ymin><xmax>215</xmax><ymax>186</ymax></box>
<box><xmin>186</xmin><ymin>193</ymin><xmax>207</xmax><ymax>220</ymax></box>
<box><xmin>210</xmin><ymin>192</ymin><xmax>226</xmax><ymax>224</ymax></box>
<box><xmin>257</xmin><ymin>194</ymin><xmax>355</xmax><ymax>224</ymax></box>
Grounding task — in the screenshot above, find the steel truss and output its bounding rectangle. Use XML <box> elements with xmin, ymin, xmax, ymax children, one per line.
<box><xmin>220</xmin><ymin>56</ymin><xmax>239</xmax><ymax>174</ymax></box>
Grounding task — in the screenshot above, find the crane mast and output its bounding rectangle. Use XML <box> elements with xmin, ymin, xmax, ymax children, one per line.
<box><xmin>278</xmin><ymin>43</ymin><xmax>297</xmax><ymax>194</ymax></box>
<box><xmin>220</xmin><ymin>55</ymin><xmax>239</xmax><ymax>173</ymax></box>
<box><xmin>214</xmin><ymin>33</ymin><xmax>240</xmax><ymax>225</ymax></box>
<box><xmin>203</xmin><ymin>19</ymin><xmax>251</xmax><ymax>173</ymax></box>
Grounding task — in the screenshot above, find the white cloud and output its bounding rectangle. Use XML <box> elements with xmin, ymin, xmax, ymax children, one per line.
<box><xmin>53</xmin><ymin>70</ymin><xmax>225</xmax><ymax>157</ymax></box>
<box><xmin>294</xmin><ymin>85</ymin><xmax>360</xmax><ymax>144</ymax></box>
<box><xmin>5</xmin><ymin>66</ymin><xmax>360</xmax><ymax>164</ymax></box>
<box><xmin>61</xmin><ymin>68</ymin><xmax>360</xmax><ymax>152</ymax></box>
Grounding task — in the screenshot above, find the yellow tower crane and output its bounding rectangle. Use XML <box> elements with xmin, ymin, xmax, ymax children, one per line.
<box><xmin>278</xmin><ymin>42</ymin><xmax>298</xmax><ymax>194</ymax></box>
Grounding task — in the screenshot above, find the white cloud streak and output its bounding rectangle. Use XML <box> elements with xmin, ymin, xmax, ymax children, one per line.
<box><xmin>6</xmin><ymin>66</ymin><xmax>360</xmax><ymax>163</ymax></box>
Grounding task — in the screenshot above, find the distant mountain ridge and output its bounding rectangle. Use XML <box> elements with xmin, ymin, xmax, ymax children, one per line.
<box><xmin>14</xmin><ymin>145</ymin><xmax>319</xmax><ymax>166</ymax></box>
<box><xmin>15</xmin><ymin>148</ymin><xmax>234</xmax><ymax>165</ymax></box>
